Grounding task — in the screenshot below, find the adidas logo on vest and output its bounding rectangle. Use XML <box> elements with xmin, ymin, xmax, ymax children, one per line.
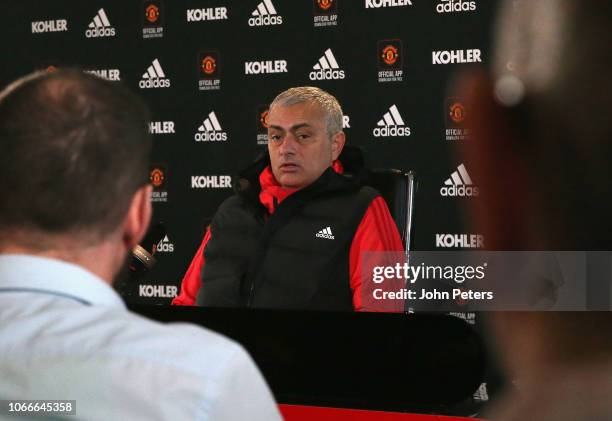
<box><xmin>316</xmin><ymin>226</ymin><xmax>335</xmax><ymax>240</ymax></box>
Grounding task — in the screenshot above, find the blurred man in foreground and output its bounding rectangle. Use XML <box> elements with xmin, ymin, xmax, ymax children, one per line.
<box><xmin>0</xmin><ymin>70</ymin><xmax>281</xmax><ymax>420</ymax></box>
<box><xmin>174</xmin><ymin>86</ymin><xmax>404</xmax><ymax>311</ymax></box>
<box><xmin>458</xmin><ymin>0</ymin><xmax>612</xmax><ymax>419</ymax></box>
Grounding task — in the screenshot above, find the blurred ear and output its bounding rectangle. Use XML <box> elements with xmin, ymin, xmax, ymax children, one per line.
<box><xmin>455</xmin><ymin>69</ymin><xmax>532</xmax><ymax>250</ymax></box>
<box><xmin>331</xmin><ymin>131</ymin><xmax>345</xmax><ymax>161</ymax></box>
<box><xmin>122</xmin><ymin>184</ymin><xmax>152</xmax><ymax>250</ymax></box>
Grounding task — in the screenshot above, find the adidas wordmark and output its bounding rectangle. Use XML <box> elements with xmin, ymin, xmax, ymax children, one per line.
<box><xmin>139</xmin><ymin>59</ymin><xmax>171</xmax><ymax>89</ymax></box>
<box><xmin>85</xmin><ymin>8</ymin><xmax>116</xmax><ymax>37</ymax></box>
<box><xmin>309</xmin><ymin>49</ymin><xmax>345</xmax><ymax>81</ymax></box>
<box><xmin>373</xmin><ymin>105</ymin><xmax>411</xmax><ymax>137</ymax></box>
<box><xmin>316</xmin><ymin>227</ymin><xmax>335</xmax><ymax>240</ymax></box>
<box><xmin>195</xmin><ymin>111</ymin><xmax>227</xmax><ymax>141</ymax></box>
<box><xmin>249</xmin><ymin>0</ymin><xmax>283</xmax><ymax>26</ymax></box>
<box><xmin>440</xmin><ymin>164</ymin><xmax>479</xmax><ymax>196</ymax></box>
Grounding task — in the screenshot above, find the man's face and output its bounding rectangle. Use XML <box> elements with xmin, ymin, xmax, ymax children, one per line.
<box><xmin>267</xmin><ymin>102</ymin><xmax>344</xmax><ymax>189</ymax></box>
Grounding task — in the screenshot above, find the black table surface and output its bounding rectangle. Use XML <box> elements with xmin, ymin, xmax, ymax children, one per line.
<box><xmin>129</xmin><ymin>305</ymin><xmax>486</xmax><ymax>414</ymax></box>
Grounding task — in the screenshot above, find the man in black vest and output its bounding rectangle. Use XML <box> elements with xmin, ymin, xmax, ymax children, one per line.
<box><xmin>174</xmin><ymin>87</ymin><xmax>404</xmax><ymax>311</ymax></box>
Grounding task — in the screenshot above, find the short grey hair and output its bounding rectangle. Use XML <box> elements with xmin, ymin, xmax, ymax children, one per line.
<box><xmin>269</xmin><ymin>86</ymin><xmax>343</xmax><ymax>138</ymax></box>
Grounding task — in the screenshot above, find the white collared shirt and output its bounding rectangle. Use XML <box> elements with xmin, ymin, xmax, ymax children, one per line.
<box><xmin>0</xmin><ymin>254</ymin><xmax>282</xmax><ymax>421</ymax></box>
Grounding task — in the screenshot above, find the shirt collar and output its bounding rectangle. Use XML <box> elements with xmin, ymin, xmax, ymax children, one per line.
<box><xmin>0</xmin><ymin>254</ymin><xmax>126</xmax><ymax>308</ymax></box>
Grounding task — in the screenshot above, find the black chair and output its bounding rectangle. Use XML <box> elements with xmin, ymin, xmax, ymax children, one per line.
<box><xmin>367</xmin><ymin>169</ymin><xmax>416</xmax><ymax>252</ymax></box>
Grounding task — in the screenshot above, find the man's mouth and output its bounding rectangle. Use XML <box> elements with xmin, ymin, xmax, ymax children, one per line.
<box><xmin>279</xmin><ymin>163</ymin><xmax>300</xmax><ymax>172</ymax></box>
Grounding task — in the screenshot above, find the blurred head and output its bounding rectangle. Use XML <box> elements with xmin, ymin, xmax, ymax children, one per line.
<box><xmin>0</xmin><ymin>69</ymin><xmax>152</xmax><ymax>256</ymax></box>
<box><xmin>460</xmin><ymin>0</ymin><xmax>612</xmax><ymax>251</ymax></box>
<box><xmin>456</xmin><ymin>0</ymin><xmax>612</xmax><ymax>375</ymax></box>
<box><xmin>267</xmin><ymin>86</ymin><xmax>345</xmax><ymax>189</ymax></box>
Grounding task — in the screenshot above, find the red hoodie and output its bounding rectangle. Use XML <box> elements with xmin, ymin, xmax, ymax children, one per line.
<box><xmin>172</xmin><ymin>162</ymin><xmax>404</xmax><ymax>311</ymax></box>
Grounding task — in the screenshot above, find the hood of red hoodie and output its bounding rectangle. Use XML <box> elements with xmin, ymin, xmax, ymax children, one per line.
<box><xmin>259</xmin><ymin>160</ymin><xmax>344</xmax><ymax>214</ymax></box>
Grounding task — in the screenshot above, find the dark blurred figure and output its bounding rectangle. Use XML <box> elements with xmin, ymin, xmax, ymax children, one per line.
<box><xmin>460</xmin><ymin>0</ymin><xmax>612</xmax><ymax>421</ymax></box>
<box><xmin>457</xmin><ymin>0</ymin><xmax>612</xmax><ymax>420</ymax></box>
<box><xmin>0</xmin><ymin>70</ymin><xmax>281</xmax><ymax>420</ymax></box>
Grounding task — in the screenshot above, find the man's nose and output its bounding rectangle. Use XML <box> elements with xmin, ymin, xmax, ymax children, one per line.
<box><xmin>279</xmin><ymin>134</ymin><xmax>297</xmax><ymax>155</ymax></box>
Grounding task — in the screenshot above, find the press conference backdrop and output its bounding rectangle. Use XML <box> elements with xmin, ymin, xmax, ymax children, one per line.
<box><xmin>0</xmin><ymin>0</ymin><xmax>499</xmax><ymax>305</ymax></box>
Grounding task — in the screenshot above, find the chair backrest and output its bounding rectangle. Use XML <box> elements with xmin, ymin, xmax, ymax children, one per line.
<box><xmin>366</xmin><ymin>169</ymin><xmax>416</xmax><ymax>252</ymax></box>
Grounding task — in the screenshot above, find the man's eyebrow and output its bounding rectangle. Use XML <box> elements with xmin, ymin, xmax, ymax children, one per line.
<box><xmin>268</xmin><ymin>123</ymin><xmax>313</xmax><ymax>131</ymax></box>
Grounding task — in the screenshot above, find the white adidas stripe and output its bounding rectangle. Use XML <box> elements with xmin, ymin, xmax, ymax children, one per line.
<box><xmin>198</xmin><ymin>112</ymin><xmax>223</xmax><ymax>131</ymax></box>
<box><xmin>444</xmin><ymin>164</ymin><xmax>473</xmax><ymax>186</ymax></box>
<box><xmin>202</xmin><ymin>120</ymin><xmax>213</xmax><ymax>132</ymax></box>
<box><xmin>142</xmin><ymin>59</ymin><xmax>165</xmax><ymax>79</ymax></box>
<box><xmin>313</xmin><ymin>49</ymin><xmax>339</xmax><ymax>70</ymax></box>
<box><xmin>89</xmin><ymin>8</ymin><xmax>111</xmax><ymax>28</ymax></box>
<box><xmin>457</xmin><ymin>164</ymin><xmax>473</xmax><ymax>184</ymax></box>
<box><xmin>382</xmin><ymin>113</ymin><xmax>394</xmax><ymax>126</ymax></box>
<box><xmin>252</xmin><ymin>0</ymin><xmax>277</xmax><ymax>16</ymax></box>
<box><xmin>315</xmin><ymin>57</ymin><xmax>329</xmax><ymax>70</ymax></box>
<box><xmin>152</xmin><ymin>59</ymin><xmax>165</xmax><ymax>77</ymax></box>
<box><xmin>316</xmin><ymin>226</ymin><xmax>335</xmax><ymax>239</ymax></box>
<box><xmin>318</xmin><ymin>227</ymin><xmax>332</xmax><ymax>235</ymax></box>
<box><xmin>377</xmin><ymin>105</ymin><xmax>405</xmax><ymax>126</ymax></box>
<box><xmin>208</xmin><ymin>112</ymin><xmax>222</xmax><ymax>130</ymax></box>
<box><xmin>389</xmin><ymin>105</ymin><xmax>404</xmax><ymax>125</ymax></box>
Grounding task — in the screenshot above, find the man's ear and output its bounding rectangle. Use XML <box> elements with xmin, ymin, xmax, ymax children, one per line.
<box><xmin>331</xmin><ymin>131</ymin><xmax>346</xmax><ymax>161</ymax></box>
<box><xmin>122</xmin><ymin>184</ymin><xmax>152</xmax><ymax>250</ymax></box>
<box><xmin>456</xmin><ymin>69</ymin><xmax>532</xmax><ymax>250</ymax></box>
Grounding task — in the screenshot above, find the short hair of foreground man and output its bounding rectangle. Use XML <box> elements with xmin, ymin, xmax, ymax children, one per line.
<box><xmin>0</xmin><ymin>69</ymin><xmax>151</xmax><ymax>245</ymax></box>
